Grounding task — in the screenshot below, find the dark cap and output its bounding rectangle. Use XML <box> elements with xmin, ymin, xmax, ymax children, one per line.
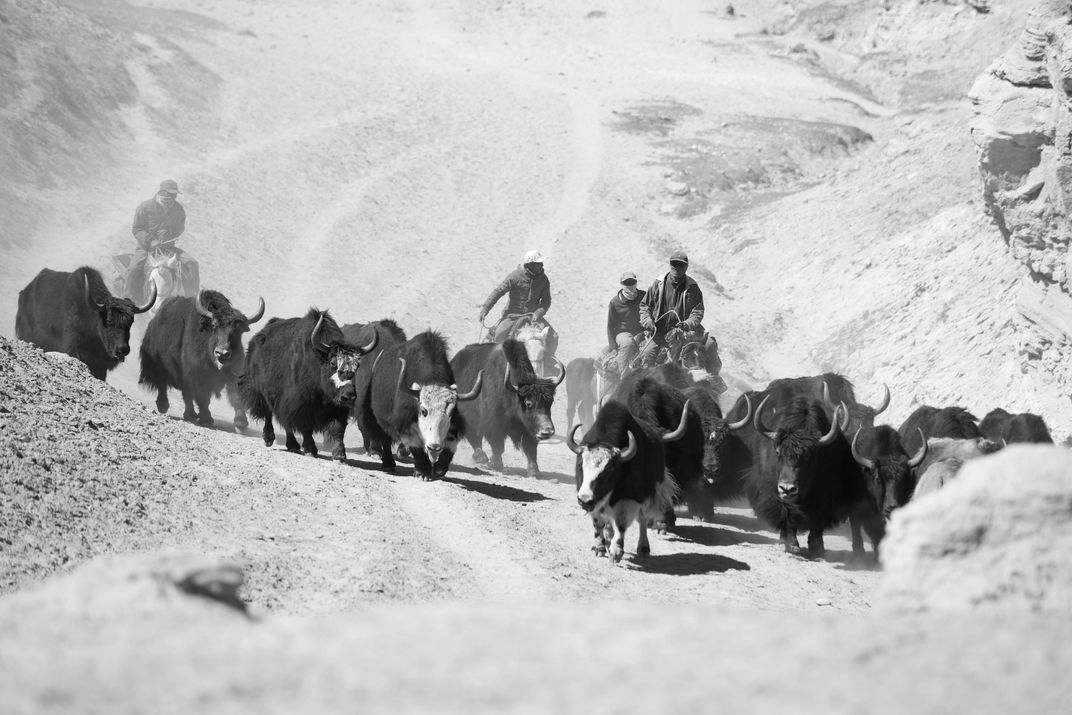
<box><xmin>158</xmin><ymin>179</ymin><xmax>179</xmax><ymax>195</ymax></box>
<box><xmin>619</xmin><ymin>271</ymin><xmax>637</xmax><ymax>285</ymax></box>
<box><xmin>669</xmin><ymin>250</ymin><xmax>689</xmax><ymax>265</ymax></box>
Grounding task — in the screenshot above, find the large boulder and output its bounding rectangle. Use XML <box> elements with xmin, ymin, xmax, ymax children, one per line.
<box><xmin>879</xmin><ymin>445</ymin><xmax>1072</xmax><ymax>611</ymax></box>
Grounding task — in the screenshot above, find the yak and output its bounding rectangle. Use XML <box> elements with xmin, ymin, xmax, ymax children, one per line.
<box><xmin>567</xmin><ymin>399</ymin><xmax>687</xmax><ymax>564</ymax></box>
<box><xmin>362</xmin><ymin>330</ymin><xmax>483</xmax><ymax>480</ymax></box>
<box><xmin>139</xmin><ymin>290</ymin><xmax>265</xmax><ymax>429</ymax></box>
<box><xmin>979</xmin><ymin>407</ymin><xmax>1054</xmax><ymax>445</ymax></box>
<box><xmin>15</xmin><ymin>266</ymin><xmax>156</xmax><ymax>380</ymax></box>
<box><xmin>898</xmin><ymin>405</ymin><xmax>981</xmax><ymax>454</ymax></box>
<box><xmin>241</xmin><ymin>308</ymin><xmax>376</xmax><ymax>460</ymax></box>
<box><xmin>850</xmin><ymin>425</ymin><xmax>928</xmax><ymax>519</ymax></box>
<box><xmin>342</xmin><ymin>318</ymin><xmax>408</xmax><ymax>455</ymax></box>
<box><xmin>451</xmin><ymin>339</ymin><xmax>564</xmax><ymax>477</ymax></box>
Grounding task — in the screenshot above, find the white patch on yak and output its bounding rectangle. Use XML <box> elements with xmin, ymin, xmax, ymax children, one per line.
<box><xmin>416</xmin><ymin>385</ymin><xmax>458</xmax><ymax>450</ymax></box>
<box><xmin>331</xmin><ymin>372</ymin><xmax>348</xmax><ymax>389</ymax></box>
<box><xmin>577</xmin><ymin>447</ymin><xmax>614</xmax><ymax>503</ymax></box>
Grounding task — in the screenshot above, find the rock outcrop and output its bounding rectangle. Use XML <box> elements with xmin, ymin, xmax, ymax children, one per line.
<box><xmin>879</xmin><ymin>445</ymin><xmax>1072</xmax><ymax>612</ymax></box>
<box><xmin>970</xmin><ymin>1</ymin><xmax>1072</xmax><ymax>375</ymax></box>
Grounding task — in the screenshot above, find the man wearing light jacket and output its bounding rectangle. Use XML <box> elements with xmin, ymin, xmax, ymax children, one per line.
<box><xmin>638</xmin><ymin>250</ymin><xmax>705</xmax><ymax>368</ymax></box>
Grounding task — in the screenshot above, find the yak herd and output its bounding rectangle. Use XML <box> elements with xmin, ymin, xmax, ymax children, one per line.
<box><xmin>13</xmin><ymin>266</ymin><xmax>1057</xmax><ymax>566</ymax></box>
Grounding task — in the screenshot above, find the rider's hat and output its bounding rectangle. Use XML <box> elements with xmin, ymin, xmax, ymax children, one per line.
<box><xmin>619</xmin><ymin>271</ymin><xmax>637</xmax><ymax>285</ymax></box>
<box><xmin>158</xmin><ymin>179</ymin><xmax>180</xmax><ymax>195</ymax></box>
<box><xmin>669</xmin><ymin>250</ymin><xmax>689</xmax><ymax>266</ymax></box>
<box><xmin>523</xmin><ymin>249</ymin><xmax>545</xmax><ymax>264</ymax></box>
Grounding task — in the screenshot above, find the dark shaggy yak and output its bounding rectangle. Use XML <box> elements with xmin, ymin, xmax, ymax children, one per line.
<box><xmin>750</xmin><ymin>395</ymin><xmax>883</xmax><ymax>558</ymax></box>
<box><xmin>139</xmin><ymin>290</ymin><xmax>265</xmax><ymax>429</ymax></box>
<box><xmin>362</xmin><ymin>330</ymin><xmax>483</xmax><ymax>480</ymax></box>
<box><xmin>762</xmin><ymin>373</ymin><xmax>890</xmax><ymax>434</ymax></box>
<box><xmin>241</xmin><ymin>308</ymin><xmax>376</xmax><ymax>460</ymax></box>
<box><xmin>342</xmin><ymin>319</ymin><xmax>408</xmax><ymax>454</ymax></box>
<box><xmin>850</xmin><ymin>425</ymin><xmax>928</xmax><ymax>519</ymax></box>
<box><xmin>979</xmin><ymin>407</ymin><xmax>1053</xmax><ymax>445</ymax></box>
<box><xmin>567</xmin><ymin>399</ymin><xmax>686</xmax><ymax>564</ymax></box>
<box><xmin>16</xmin><ymin>266</ymin><xmax>156</xmax><ymax>380</ymax></box>
<box><xmin>451</xmin><ymin>339</ymin><xmax>564</xmax><ymax>477</ymax></box>
<box><xmin>898</xmin><ymin>405</ymin><xmax>980</xmax><ymax>455</ymax></box>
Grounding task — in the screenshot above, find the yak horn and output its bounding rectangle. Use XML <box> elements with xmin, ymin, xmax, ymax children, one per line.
<box><xmin>84</xmin><ymin>274</ymin><xmax>104</xmax><ymax>308</ymax></box>
<box><xmin>907</xmin><ymin>428</ymin><xmax>928</xmax><ymax>468</ymax></box>
<box><xmin>310</xmin><ymin>312</ymin><xmax>332</xmax><ymax>351</ymax></box>
<box><xmin>397</xmin><ymin>358</ymin><xmax>420</xmax><ymax>398</ymax></box>
<box><xmin>663</xmin><ymin>400</ymin><xmax>691</xmax><ymax>442</ymax></box>
<box><xmin>726</xmin><ymin>393</ymin><xmax>752</xmax><ymax>431</ymax></box>
<box><xmin>617</xmin><ymin>431</ymin><xmax>638</xmax><ymax>461</ymax></box>
<box><xmin>503</xmin><ymin>363</ymin><xmax>518</xmax><ymax>393</ymax></box>
<box><xmin>874</xmin><ymin>383</ymin><xmax>890</xmax><ymax>416</ymax></box>
<box><xmin>818</xmin><ymin>404</ymin><xmax>843</xmax><ymax>446</ymax></box>
<box><xmin>457</xmin><ymin>370</ymin><xmax>484</xmax><ymax>401</ymax></box>
<box><xmin>357</xmin><ymin>326</ymin><xmax>378</xmax><ymax>354</ymax></box>
<box><xmin>246</xmin><ymin>297</ymin><xmax>266</xmax><ymax>324</ymax></box>
<box><xmin>851</xmin><ymin>428</ymin><xmax>875</xmax><ymax>470</ymax></box>
<box><xmin>195</xmin><ymin>290</ymin><xmax>214</xmax><ymax>319</ymax></box>
<box><xmin>839</xmin><ymin>401</ymin><xmax>849</xmax><ymax>432</ymax></box>
<box><xmin>547</xmin><ymin>358</ymin><xmax>566</xmax><ymax>387</ymax></box>
<box><xmin>566</xmin><ymin>424</ymin><xmax>583</xmax><ymax>454</ymax></box>
<box><xmin>133</xmin><ymin>281</ymin><xmax>157</xmax><ymax>314</ymax></box>
<box><xmin>753</xmin><ymin>394</ymin><xmax>778</xmax><ymax>441</ymax></box>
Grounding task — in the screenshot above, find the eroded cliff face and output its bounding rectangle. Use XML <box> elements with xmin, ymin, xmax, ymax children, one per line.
<box><xmin>970</xmin><ymin>1</ymin><xmax>1072</xmax><ymax>381</ymax></box>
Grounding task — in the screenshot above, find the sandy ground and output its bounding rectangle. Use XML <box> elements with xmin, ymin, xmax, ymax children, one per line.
<box><xmin>2</xmin><ymin>0</ymin><xmax>1069</xmax><ymax>711</ymax></box>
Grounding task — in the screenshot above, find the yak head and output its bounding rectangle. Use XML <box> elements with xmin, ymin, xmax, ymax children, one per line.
<box><xmin>311</xmin><ymin>312</ymin><xmax>378</xmax><ymax>407</ymax></box>
<box><xmin>755</xmin><ymin>394</ymin><xmax>844</xmax><ymax>503</ymax></box>
<box><xmin>852</xmin><ymin>427</ymin><xmax>927</xmax><ymax>519</ymax></box>
<box><xmin>195</xmin><ymin>290</ymin><xmax>266</xmax><ymax>369</ymax></box>
<box><xmin>398</xmin><ymin>358</ymin><xmax>483</xmax><ymax>464</ymax></box>
<box><xmin>504</xmin><ymin>357</ymin><xmax>564</xmax><ymax>441</ymax></box>
<box><xmin>86</xmin><ymin>274</ymin><xmax>156</xmax><ymax>361</ymax></box>
<box><xmin>568</xmin><ymin>400</ymin><xmax>688</xmax><ymax>511</ymax></box>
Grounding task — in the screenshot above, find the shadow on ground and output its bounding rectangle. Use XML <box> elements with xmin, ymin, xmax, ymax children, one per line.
<box><xmin>439</xmin><ymin>475</ymin><xmax>550</xmax><ymax>503</ymax></box>
<box><xmin>632</xmin><ymin>552</ymin><xmax>751</xmax><ymax>575</ymax></box>
<box><xmin>669</xmin><ymin>523</ymin><xmax>778</xmax><ymax>547</ymax></box>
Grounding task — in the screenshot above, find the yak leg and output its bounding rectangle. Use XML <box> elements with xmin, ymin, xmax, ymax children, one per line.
<box><xmin>410</xmin><ymin>449</ymin><xmax>433</xmax><ymax>481</ymax></box>
<box><xmin>464</xmin><ymin>425</ymin><xmax>488</xmax><ymax>465</ymax></box>
<box><xmin>325</xmin><ymin>420</ymin><xmax>348</xmax><ymax>462</ymax></box>
<box><xmin>806</xmin><ymin>528</ymin><xmax>825</xmax><ymax>557</ymax></box>
<box><xmin>193</xmin><ymin>391</ymin><xmax>214</xmax><ymax>427</ymax></box>
<box><xmin>855</xmin><ymin>512</ymin><xmax>885</xmax><ymax>561</ymax></box>
<box><xmin>262</xmin><ymin>415</ymin><xmax>276</xmax><ymax>447</ymax></box>
<box><xmin>608</xmin><ymin>503</ymin><xmax>640</xmax><ymax>564</ymax></box>
<box><xmin>181</xmin><ymin>392</ymin><xmax>198</xmax><ymax>422</ymax></box>
<box><xmin>684</xmin><ymin>479</ymin><xmax>715</xmax><ymax>523</ymax></box>
<box><xmin>521</xmin><ymin>433</ymin><xmax>540</xmax><ymax>478</ymax></box>
<box><xmin>154</xmin><ymin>386</ymin><xmax>169</xmax><ymax>415</ymax></box>
<box><xmin>636</xmin><ymin>517</ymin><xmax>651</xmax><ymax>558</ymax></box>
<box><xmin>284</xmin><ymin>430</ymin><xmax>301</xmax><ymax>453</ymax></box>
<box><xmin>301</xmin><ymin>431</ymin><xmax>318</xmax><ymax>457</ymax></box>
<box><xmin>486</xmin><ymin>431</ymin><xmax>506</xmax><ymax>471</ymax></box>
<box><xmin>590</xmin><ymin>516</ymin><xmax>608</xmax><ymax>557</ymax></box>
<box><xmin>225</xmin><ymin>380</ymin><xmax>247</xmax><ymax>432</ymax></box>
<box><xmin>849</xmin><ymin>516</ymin><xmax>864</xmax><ymax>554</ymax></box>
<box><xmin>432</xmin><ymin>448</ymin><xmax>455</xmax><ymax>479</ymax></box>
<box><xmin>780</xmin><ymin>520</ymin><xmax>803</xmax><ymax>555</ymax></box>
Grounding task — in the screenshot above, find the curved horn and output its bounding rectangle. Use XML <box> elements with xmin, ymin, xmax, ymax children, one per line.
<box><xmin>822</xmin><ymin>381</ymin><xmax>831</xmax><ymax>405</ymax></box>
<box><xmin>851</xmin><ymin>428</ymin><xmax>875</xmax><ymax>470</ymax></box>
<box><xmin>503</xmin><ymin>363</ymin><xmax>518</xmax><ymax>393</ymax></box>
<box><xmin>874</xmin><ymin>383</ymin><xmax>891</xmax><ymax>416</ymax></box>
<box><xmin>357</xmin><ymin>326</ymin><xmax>378</xmax><ymax>354</ymax></box>
<box><xmin>817</xmin><ymin>404</ymin><xmax>843</xmax><ymax>446</ymax></box>
<box><xmin>662</xmin><ymin>400</ymin><xmax>691</xmax><ymax>442</ymax></box>
<box><xmin>753</xmin><ymin>394</ymin><xmax>777</xmax><ymax>441</ymax></box>
<box><xmin>566</xmin><ymin>424</ymin><xmax>583</xmax><ymax>454</ymax></box>
<box><xmin>617</xmin><ymin>431</ymin><xmax>638</xmax><ymax>461</ymax></box>
<box><xmin>195</xmin><ymin>290</ymin><xmax>214</xmax><ymax>319</ymax></box>
<box><xmin>599</xmin><ymin>394</ymin><xmax>611</xmax><ymax>409</ymax></box>
<box><xmin>546</xmin><ymin>358</ymin><xmax>566</xmax><ymax>387</ymax></box>
<box><xmin>310</xmin><ymin>313</ymin><xmax>331</xmax><ymax>351</ymax></box>
<box><xmin>726</xmin><ymin>393</ymin><xmax>752</xmax><ymax>431</ymax></box>
<box><xmin>457</xmin><ymin>369</ymin><xmax>484</xmax><ymax>401</ymax></box>
<box><xmin>246</xmin><ymin>296</ymin><xmax>266</xmax><ymax>324</ymax></box>
<box><xmin>396</xmin><ymin>358</ymin><xmax>420</xmax><ymax>398</ymax></box>
<box><xmin>839</xmin><ymin>401</ymin><xmax>849</xmax><ymax>432</ymax></box>
<box><xmin>907</xmin><ymin>428</ymin><xmax>928</xmax><ymax>468</ymax></box>
<box><xmin>133</xmin><ymin>281</ymin><xmax>157</xmax><ymax>314</ymax></box>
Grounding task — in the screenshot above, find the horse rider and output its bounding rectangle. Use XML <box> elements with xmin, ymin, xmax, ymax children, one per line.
<box><xmin>478</xmin><ymin>250</ymin><xmax>559</xmax><ymax>357</ymax></box>
<box><xmin>638</xmin><ymin>250</ymin><xmax>705</xmax><ymax>368</ymax></box>
<box><xmin>124</xmin><ymin>179</ymin><xmax>200</xmax><ymax>302</ymax></box>
<box><xmin>606</xmin><ymin>271</ymin><xmax>646</xmax><ymax>376</ymax></box>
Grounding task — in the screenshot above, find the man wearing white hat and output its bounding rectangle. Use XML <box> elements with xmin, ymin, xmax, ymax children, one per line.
<box><xmin>478</xmin><ymin>250</ymin><xmax>557</xmax><ymax>363</ymax></box>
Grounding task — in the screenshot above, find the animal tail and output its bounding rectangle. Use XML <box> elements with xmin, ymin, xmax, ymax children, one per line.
<box><xmin>645</xmin><ymin>469</ymin><xmax>680</xmax><ymax>520</ymax></box>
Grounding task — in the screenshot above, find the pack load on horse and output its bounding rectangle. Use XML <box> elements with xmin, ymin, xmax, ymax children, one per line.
<box><xmin>112</xmin><ymin>179</ymin><xmax>199</xmax><ymax>309</ymax></box>
<box><xmin>478</xmin><ymin>249</ymin><xmax>559</xmax><ymax>377</ymax></box>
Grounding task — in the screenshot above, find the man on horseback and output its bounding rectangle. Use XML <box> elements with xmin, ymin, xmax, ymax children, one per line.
<box><xmin>123</xmin><ymin>179</ymin><xmax>199</xmax><ymax>303</ymax></box>
<box><xmin>638</xmin><ymin>250</ymin><xmax>705</xmax><ymax>368</ymax></box>
<box><xmin>478</xmin><ymin>250</ymin><xmax>559</xmax><ymax>369</ymax></box>
<box><xmin>606</xmin><ymin>271</ymin><xmax>646</xmax><ymax>376</ymax></box>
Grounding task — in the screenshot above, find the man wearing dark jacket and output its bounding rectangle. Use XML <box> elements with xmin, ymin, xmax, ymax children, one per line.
<box><xmin>123</xmin><ymin>179</ymin><xmax>199</xmax><ymax>302</ymax></box>
<box><xmin>606</xmin><ymin>271</ymin><xmax>646</xmax><ymax>375</ymax></box>
<box><xmin>479</xmin><ymin>249</ymin><xmax>558</xmax><ymax>373</ymax></box>
<box><xmin>638</xmin><ymin>250</ymin><xmax>704</xmax><ymax>367</ymax></box>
